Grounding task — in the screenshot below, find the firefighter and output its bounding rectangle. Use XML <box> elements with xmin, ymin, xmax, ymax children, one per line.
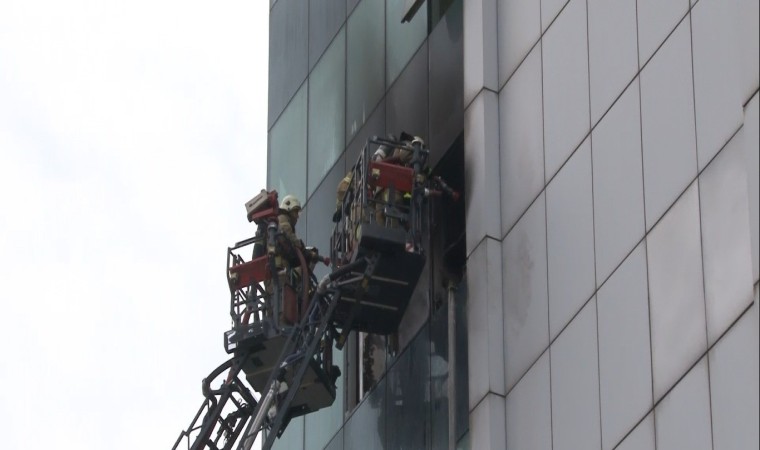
<box><xmin>268</xmin><ymin>194</ymin><xmax>316</xmax><ymax>324</ymax></box>
<box><xmin>276</xmin><ymin>194</ymin><xmax>324</xmax><ymax>276</ymax></box>
<box><xmin>333</xmin><ymin>170</ymin><xmax>353</xmax><ymax>223</ymax></box>
<box><xmin>373</xmin><ymin>134</ymin><xmax>425</xmax><ymax>227</ymax></box>
<box><xmin>277</xmin><ymin>194</ymin><xmax>305</xmax><ymax>258</ymax></box>
<box><xmin>333</xmin><ymin>136</ymin><xmax>400</xmax><ymax>224</ymax></box>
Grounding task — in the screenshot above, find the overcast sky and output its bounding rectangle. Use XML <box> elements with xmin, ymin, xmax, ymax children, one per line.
<box><xmin>0</xmin><ymin>1</ymin><xmax>268</xmax><ymax>448</ymax></box>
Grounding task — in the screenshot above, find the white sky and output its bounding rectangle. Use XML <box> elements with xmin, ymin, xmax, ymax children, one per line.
<box><xmin>0</xmin><ymin>1</ymin><xmax>269</xmax><ymax>448</ymax></box>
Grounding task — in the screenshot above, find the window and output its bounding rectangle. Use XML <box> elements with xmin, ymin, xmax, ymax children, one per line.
<box><xmin>308</xmin><ymin>28</ymin><xmax>346</xmax><ymax>196</ymax></box>
<box><xmin>346</xmin><ymin>0</ymin><xmax>385</xmax><ymax>141</ymax></box>
<box><xmin>387</xmin><ymin>0</ymin><xmax>427</xmax><ymax>87</ymax></box>
<box><xmin>269</xmin><ymin>82</ymin><xmax>307</xmax><ymax>203</ymax></box>
<box><xmin>268</xmin><ymin>0</ymin><xmax>308</xmax><ymax>128</ymax></box>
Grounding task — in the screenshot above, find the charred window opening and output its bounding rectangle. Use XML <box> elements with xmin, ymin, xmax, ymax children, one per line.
<box><xmin>430</xmin><ymin>133</ymin><xmax>466</xmax><ymax>301</ymax></box>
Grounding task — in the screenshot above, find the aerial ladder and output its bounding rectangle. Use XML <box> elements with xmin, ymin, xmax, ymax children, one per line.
<box><xmin>172</xmin><ymin>136</ymin><xmax>458</xmax><ymax>450</ymax></box>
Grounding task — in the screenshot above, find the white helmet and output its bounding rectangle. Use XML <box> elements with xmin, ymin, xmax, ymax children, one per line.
<box><xmin>280</xmin><ymin>194</ymin><xmax>302</xmax><ymax>212</ymax></box>
<box><xmin>411</xmin><ymin>136</ymin><xmax>425</xmax><ymax>146</ymax></box>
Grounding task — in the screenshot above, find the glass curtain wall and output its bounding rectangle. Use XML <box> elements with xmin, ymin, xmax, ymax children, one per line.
<box><xmin>266</xmin><ymin>1</ymin><xmax>466</xmax><ymax>448</ymax></box>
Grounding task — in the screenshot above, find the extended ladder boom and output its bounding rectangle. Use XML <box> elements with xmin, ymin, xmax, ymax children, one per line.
<box><xmin>174</xmin><ymin>257</ymin><xmax>373</xmax><ymax>450</ymax></box>
<box><xmin>174</xmin><ymin>136</ymin><xmax>458</xmax><ymax>450</ymax></box>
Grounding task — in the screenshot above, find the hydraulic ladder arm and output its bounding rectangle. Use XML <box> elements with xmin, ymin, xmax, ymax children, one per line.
<box><xmin>174</xmin><ymin>136</ymin><xmax>458</xmax><ymax>450</ymax></box>
<box><xmin>238</xmin><ymin>255</ymin><xmax>375</xmax><ymax>449</ymax></box>
<box><xmin>174</xmin><ymin>249</ymin><xmax>376</xmax><ymax>450</ymax></box>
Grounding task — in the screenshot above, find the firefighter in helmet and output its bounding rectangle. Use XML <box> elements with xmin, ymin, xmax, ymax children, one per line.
<box><xmin>277</xmin><ymin>194</ymin><xmax>304</xmax><ymax>257</ymax></box>
<box><xmin>373</xmin><ymin>134</ymin><xmax>425</xmax><ymax>226</ymax></box>
<box><xmin>267</xmin><ymin>194</ymin><xmax>315</xmax><ymax>324</ymax></box>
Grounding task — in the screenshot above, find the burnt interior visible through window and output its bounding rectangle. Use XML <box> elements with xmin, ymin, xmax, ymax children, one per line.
<box><xmin>429</xmin><ymin>133</ymin><xmax>466</xmax><ymax>303</ymax></box>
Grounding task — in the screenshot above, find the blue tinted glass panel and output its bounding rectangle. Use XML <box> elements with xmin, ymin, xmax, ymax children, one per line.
<box><xmin>430</xmin><ymin>305</ymin><xmax>450</xmax><ymax>450</ymax></box>
<box><xmin>268</xmin><ymin>0</ymin><xmax>308</xmax><ymax>129</ymax></box>
<box><xmin>386</xmin><ymin>41</ymin><xmax>429</xmax><ymax>144</ymax></box>
<box><xmin>270</xmin><ymin>415</ymin><xmax>304</xmax><ymax>450</ymax></box>
<box><xmin>308</xmin><ymin>28</ymin><xmax>346</xmax><ymax>196</ymax></box>
<box><xmin>455</xmin><ymin>281</ymin><xmax>469</xmax><ymax>440</ymax></box>
<box><xmin>346</xmin><ymin>99</ymin><xmax>386</xmax><ymax>166</ymax></box>
<box><xmin>346</xmin><ymin>0</ymin><xmax>385</xmax><ymax>142</ymax></box>
<box><xmin>344</xmin><ymin>377</ymin><xmax>386</xmax><ymax>450</ymax></box>
<box><xmin>361</xmin><ymin>333</ymin><xmax>387</xmax><ymax>397</ymax></box>
<box><xmin>347</xmin><ymin>0</ymin><xmax>360</xmax><ymax>18</ymax></box>
<box><xmin>386</xmin><ymin>325</ymin><xmax>432</xmax><ymax>449</ymax></box>
<box><xmin>396</xmin><ymin>199</ymin><xmax>431</xmax><ymax>351</ymax></box>
<box><xmin>324</xmin><ymin>428</ymin><xmax>343</xmax><ymax>450</ymax></box>
<box><xmin>428</xmin><ymin>0</ymin><xmax>463</xmax><ymax>167</ymax></box>
<box><xmin>305</xmin><ymin>155</ymin><xmax>346</xmax><ymax>281</ymax></box>
<box><xmin>309</xmin><ymin>0</ymin><xmax>346</xmax><ymax>70</ymax></box>
<box><xmin>456</xmin><ymin>430</ymin><xmax>470</xmax><ymax>450</ymax></box>
<box><xmin>386</xmin><ymin>0</ymin><xmax>427</xmax><ymax>87</ymax></box>
<box><xmin>269</xmin><ymin>83</ymin><xmax>307</xmax><ymax>203</ymax></box>
<box><xmin>431</xmin><ymin>0</ymin><xmax>457</xmax><ymax>28</ymax></box>
<box><xmin>304</xmin><ymin>347</ymin><xmax>345</xmax><ymax>450</ymax></box>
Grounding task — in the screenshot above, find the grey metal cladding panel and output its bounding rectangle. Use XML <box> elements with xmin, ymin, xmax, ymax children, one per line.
<box><xmin>503</xmin><ymin>193</ymin><xmax>549</xmax><ymax>392</ymax></box>
<box><xmin>699</xmin><ymin>133</ymin><xmax>754</xmax><ymax>345</ymax></box>
<box><xmin>646</xmin><ymin>182</ymin><xmax>706</xmax><ymax>401</ymax></box>
<box><xmin>596</xmin><ymin>243</ymin><xmax>653</xmax><ymax>450</ymax></box>
<box><xmin>587</xmin><ymin>0</ymin><xmax>638</xmax><ymax>125</ymax></box>
<box><xmin>499</xmin><ymin>44</ymin><xmax>544</xmax><ymax>236</ymax></box>
<box><xmin>709</xmin><ymin>307</ymin><xmax>760</xmax><ymax>450</ymax></box>
<box><xmin>745</xmin><ymin>95</ymin><xmax>760</xmax><ymax>281</ymax></box>
<box><xmin>268</xmin><ymin>0</ymin><xmax>308</xmax><ymax>129</ymax></box>
<box><xmin>616</xmin><ymin>413</ymin><xmax>655</xmax><ymax>450</ymax></box>
<box><xmin>541</xmin><ymin>0</ymin><xmax>590</xmax><ymax>181</ymax></box>
<box><xmin>309</xmin><ymin>0</ymin><xmax>347</xmax><ymax>71</ymax></box>
<box><xmin>346</xmin><ymin>0</ymin><xmax>359</xmax><ymax>17</ymax></box>
<box><xmin>654</xmin><ymin>358</ymin><xmax>713</xmax><ymax>450</ymax></box>
<box><xmin>550</xmin><ymin>299</ymin><xmax>602</xmax><ymax>450</ymax></box>
<box><xmin>546</xmin><ymin>139</ymin><xmax>595</xmax><ymax>340</ymax></box>
<box><xmin>429</xmin><ymin>0</ymin><xmax>464</xmax><ymax>168</ymax></box>
<box><xmin>737</xmin><ymin>0</ymin><xmax>759</xmax><ymax>101</ymax></box>
<box><xmin>691</xmin><ymin>0</ymin><xmax>744</xmax><ymax>171</ymax></box>
<box><xmin>498</xmin><ymin>0</ymin><xmax>541</xmax><ymax>86</ymax></box>
<box><xmin>541</xmin><ymin>0</ymin><xmax>569</xmax><ymax>32</ymax></box>
<box><xmin>470</xmin><ymin>393</ymin><xmax>507</xmax><ymax>450</ymax></box>
<box><xmin>591</xmin><ymin>80</ymin><xmax>645</xmax><ymax>285</ymax></box>
<box><xmin>343</xmin><ymin>376</ymin><xmax>386</xmax><ymax>450</ymax></box>
<box><xmin>636</xmin><ymin>0</ymin><xmax>688</xmax><ymax>66</ymax></box>
<box><xmin>505</xmin><ymin>353</ymin><xmax>552</xmax><ymax>450</ymax></box>
<box><xmin>386</xmin><ymin>41</ymin><xmax>429</xmax><ymax>147</ymax></box>
<box><xmin>640</xmin><ymin>17</ymin><xmax>696</xmax><ymax>231</ymax></box>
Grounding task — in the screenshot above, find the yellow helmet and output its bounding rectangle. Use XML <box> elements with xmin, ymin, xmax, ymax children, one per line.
<box><xmin>280</xmin><ymin>194</ymin><xmax>302</xmax><ymax>212</ymax></box>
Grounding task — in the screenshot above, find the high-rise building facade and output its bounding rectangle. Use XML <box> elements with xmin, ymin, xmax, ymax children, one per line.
<box><xmin>266</xmin><ymin>1</ymin><xmax>467</xmax><ymax>449</ymax></box>
<box><xmin>266</xmin><ymin>0</ymin><xmax>759</xmax><ymax>449</ymax></box>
